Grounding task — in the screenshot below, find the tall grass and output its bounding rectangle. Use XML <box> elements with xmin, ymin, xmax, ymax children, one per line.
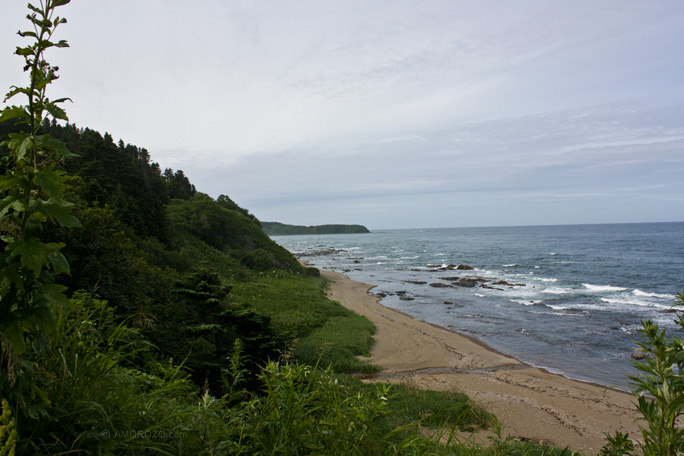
<box><xmin>231</xmin><ymin>271</ymin><xmax>379</xmax><ymax>373</ymax></box>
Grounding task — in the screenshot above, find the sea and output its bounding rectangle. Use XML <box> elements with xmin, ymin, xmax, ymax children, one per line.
<box><xmin>271</xmin><ymin>222</ymin><xmax>684</xmax><ymax>389</ymax></box>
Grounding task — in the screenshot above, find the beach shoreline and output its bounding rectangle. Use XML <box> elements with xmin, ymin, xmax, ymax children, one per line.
<box><xmin>320</xmin><ymin>269</ymin><xmax>642</xmax><ymax>454</ymax></box>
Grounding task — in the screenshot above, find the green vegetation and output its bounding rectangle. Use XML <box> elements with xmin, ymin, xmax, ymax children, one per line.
<box><xmin>4</xmin><ymin>3</ymin><xmax>683</xmax><ymax>455</ymax></box>
<box><xmin>602</xmin><ymin>291</ymin><xmax>684</xmax><ymax>456</ymax></box>
<box><xmin>262</xmin><ymin>221</ymin><xmax>371</xmax><ymax>235</ymax></box>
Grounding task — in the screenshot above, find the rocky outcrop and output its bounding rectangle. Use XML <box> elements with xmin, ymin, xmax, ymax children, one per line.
<box><xmin>453</xmin><ymin>278</ymin><xmax>480</xmax><ymax>288</ymax></box>
<box><xmin>492</xmin><ymin>280</ymin><xmax>525</xmax><ymax>287</ymax></box>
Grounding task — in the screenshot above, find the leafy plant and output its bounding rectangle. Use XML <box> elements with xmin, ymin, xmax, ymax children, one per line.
<box><xmin>0</xmin><ymin>399</ymin><xmax>17</xmax><ymax>456</ymax></box>
<box><xmin>601</xmin><ymin>431</ymin><xmax>636</xmax><ymax>456</ymax></box>
<box><xmin>603</xmin><ymin>291</ymin><xmax>684</xmax><ymax>456</ymax></box>
<box><xmin>233</xmin><ymin>360</ymin><xmax>401</xmax><ymax>455</ymax></box>
<box><xmin>0</xmin><ymin>0</ymin><xmax>78</xmax><ymax>357</ymax></box>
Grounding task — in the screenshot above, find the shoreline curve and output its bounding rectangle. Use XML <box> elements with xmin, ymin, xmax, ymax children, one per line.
<box><xmin>321</xmin><ymin>269</ymin><xmax>641</xmax><ymax>453</ymax></box>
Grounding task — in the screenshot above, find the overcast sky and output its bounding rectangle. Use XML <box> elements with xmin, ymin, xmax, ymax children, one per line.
<box><xmin>2</xmin><ymin>1</ymin><xmax>683</xmax><ymax>229</ymax></box>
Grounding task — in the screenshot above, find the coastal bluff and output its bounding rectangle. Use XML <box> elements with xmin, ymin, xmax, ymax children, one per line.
<box><xmin>262</xmin><ymin>222</ymin><xmax>370</xmax><ymax>236</ymax></box>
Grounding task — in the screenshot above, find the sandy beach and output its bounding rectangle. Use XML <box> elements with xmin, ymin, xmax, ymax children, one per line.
<box><xmin>321</xmin><ymin>269</ymin><xmax>643</xmax><ymax>454</ymax></box>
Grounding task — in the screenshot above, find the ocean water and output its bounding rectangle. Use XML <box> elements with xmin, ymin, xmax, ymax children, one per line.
<box><xmin>272</xmin><ymin>222</ymin><xmax>684</xmax><ymax>389</ymax></box>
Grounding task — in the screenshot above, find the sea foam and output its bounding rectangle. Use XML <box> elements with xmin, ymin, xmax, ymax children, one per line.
<box><xmin>583</xmin><ymin>284</ymin><xmax>628</xmax><ymax>292</ymax></box>
<box><xmin>633</xmin><ymin>289</ymin><xmax>675</xmax><ymax>299</ymax></box>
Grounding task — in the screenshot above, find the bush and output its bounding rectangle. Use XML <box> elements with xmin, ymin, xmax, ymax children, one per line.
<box><xmin>602</xmin><ymin>291</ymin><xmax>684</xmax><ymax>456</ymax></box>
<box><xmin>16</xmin><ymin>293</ymin><xmax>206</xmax><ymax>455</ymax></box>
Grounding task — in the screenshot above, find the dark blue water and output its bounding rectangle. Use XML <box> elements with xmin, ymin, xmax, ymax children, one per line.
<box><xmin>272</xmin><ymin>222</ymin><xmax>684</xmax><ymax>388</ymax></box>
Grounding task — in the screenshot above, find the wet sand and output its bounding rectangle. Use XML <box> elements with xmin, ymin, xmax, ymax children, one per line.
<box><xmin>321</xmin><ymin>269</ymin><xmax>642</xmax><ymax>454</ymax></box>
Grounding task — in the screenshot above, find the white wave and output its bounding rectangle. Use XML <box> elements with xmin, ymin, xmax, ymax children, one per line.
<box><xmin>549</xmin><ymin>252</ymin><xmax>557</xmax><ymax>255</ymax></box>
<box><xmin>583</xmin><ymin>284</ymin><xmax>628</xmax><ymax>293</ymax></box>
<box><xmin>542</xmin><ymin>287</ymin><xmax>571</xmax><ymax>295</ymax></box>
<box><xmin>503</xmin><ymin>264</ymin><xmax>517</xmax><ymax>267</ymax></box>
<box><xmin>547</xmin><ymin>304</ymin><xmax>573</xmax><ymax>310</ymax></box>
<box><xmin>633</xmin><ymin>289</ymin><xmax>676</xmax><ymax>299</ymax></box>
<box><xmin>530</xmin><ymin>310</ymin><xmax>578</xmax><ymax>317</ymax></box>
<box><xmin>534</xmin><ymin>266</ymin><xmax>541</xmax><ymax>269</ymax></box>
<box><xmin>538</xmin><ymin>278</ymin><xmax>558</xmax><ymax>283</ymax></box>
<box><xmin>511</xmin><ymin>299</ymin><xmax>538</xmax><ymax>306</ymax></box>
<box><xmin>601</xmin><ymin>297</ymin><xmax>670</xmax><ymax>309</ymax></box>
<box><xmin>475</xmin><ymin>294</ymin><xmax>486</xmax><ymax>298</ymax></box>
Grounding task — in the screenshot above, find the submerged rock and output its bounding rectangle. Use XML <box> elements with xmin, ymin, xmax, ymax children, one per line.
<box><xmin>429</xmin><ymin>282</ymin><xmax>451</xmax><ymax>288</ymax></box>
<box><xmin>456</xmin><ymin>264</ymin><xmax>474</xmax><ymax>270</ymax></box>
<box><xmin>492</xmin><ymin>280</ymin><xmax>525</xmax><ymax>287</ymax></box>
<box><xmin>453</xmin><ymin>278</ymin><xmax>479</xmax><ymax>288</ymax></box>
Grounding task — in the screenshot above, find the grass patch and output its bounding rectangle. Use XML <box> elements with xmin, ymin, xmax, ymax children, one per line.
<box><xmin>230</xmin><ymin>271</ymin><xmax>379</xmax><ymax>373</ymax></box>
<box><xmin>384</xmin><ymin>383</ymin><xmax>491</xmax><ymax>431</ymax></box>
<box><xmin>295</xmin><ymin>313</ymin><xmax>378</xmax><ymax>373</ymax></box>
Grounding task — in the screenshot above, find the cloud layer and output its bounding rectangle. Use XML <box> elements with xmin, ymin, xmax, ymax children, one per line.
<box><xmin>2</xmin><ymin>0</ymin><xmax>683</xmax><ymax>228</ymax></box>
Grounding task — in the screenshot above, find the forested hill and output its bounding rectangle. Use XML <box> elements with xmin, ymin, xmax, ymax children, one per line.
<box><xmin>1</xmin><ymin>118</ymin><xmax>309</xmax><ymax>391</ymax></box>
<box><xmin>263</xmin><ymin>222</ymin><xmax>371</xmax><ymax>235</ymax></box>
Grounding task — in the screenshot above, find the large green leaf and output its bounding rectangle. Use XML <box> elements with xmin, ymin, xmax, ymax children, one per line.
<box><xmin>14</xmin><ymin>46</ymin><xmax>34</xmax><ymax>57</ymax></box>
<box><xmin>0</xmin><ymin>105</ymin><xmax>29</xmax><ymax>123</ymax></box>
<box><xmin>7</xmin><ymin>132</ymin><xmax>33</xmax><ymax>161</ymax></box>
<box><xmin>37</xmin><ymin>134</ymin><xmax>75</xmax><ymax>157</ymax></box>
<box><xmin>47</xmin><ymin>250</ymin><xmax>70</xmax><ymax>274</ymax></box>
<box><xmin>45</xmin><ymin>101</ymin><xmax>68</xmax><ymax>121</ymax></box>
<box><xmin>0</xmin><ymin>194</ymin><xmax>21</xmax><ymax>217</ymax></box>
<box><xmin>0</xmin><ymin>318</ymin><xmax>26</xmax><ymax>353</ymax></box>
<box><xmin>0</xmin><ymin>174</ymin><xmax>25</xmax><ymax>192</ymax></box>
<box><xmin>35</xmin><ymin>167</ymin><xmax>65</xmax><ymax>202</ymax></box>
<box><xmin>35</xmin><ymin>283</ymin><xmax>69</xmax><ymax>308</ymax></box>
<box><xmin>7</xmin><ymin>238</ymin><xmax>51</xmax><ymax>277</ymax></box>
<box><xmin>40</xmin><ymin>200</ymin><xmax>80</xmax><ymax>227</ymax></box>
<box><xmin>3</xmin><ymin>86</ymin><xmax>29</xmax><ymax>102</ymax></box>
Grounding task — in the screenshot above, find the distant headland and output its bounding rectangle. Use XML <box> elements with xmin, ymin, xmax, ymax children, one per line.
<box><xmin>262</xmin><ymin>222</ymin><xmax>370</xmax><ymax>236</ymax></box>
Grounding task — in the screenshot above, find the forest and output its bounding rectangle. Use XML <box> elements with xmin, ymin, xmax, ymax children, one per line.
<box><xmin>261</xmin><ymin>222</ymin><xmax>370</xmax><ymax>236</ymax></box>
<box><xmin>2</xmin><ymin>2</ymin><xmax>683</xmax><ymax>455</ymax></box>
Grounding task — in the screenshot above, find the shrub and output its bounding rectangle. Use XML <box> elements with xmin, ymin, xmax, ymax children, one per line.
<box><xmin>603</xmin><ymin>291</ymin><xmax>684</xmax><ymax>456</ymax></box>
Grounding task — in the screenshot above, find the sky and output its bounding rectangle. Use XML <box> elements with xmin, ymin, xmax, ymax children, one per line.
<box><xmin>2</xmin><ymin>1</ymin><xmax>683</xmax><ymax>229</ymax></box>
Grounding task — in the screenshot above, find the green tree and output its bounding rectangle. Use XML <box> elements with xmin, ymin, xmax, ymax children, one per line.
<box><xmin>164</xmin><ymin>168</ymin><xmax>196</xmax><ymax>200</ymax></box>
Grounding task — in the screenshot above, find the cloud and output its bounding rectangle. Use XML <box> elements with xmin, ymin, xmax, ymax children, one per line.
<box><xmin>1</xmin><ymin>0</ymin><xmax>683</xmax><ymax>228</ymax></box>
